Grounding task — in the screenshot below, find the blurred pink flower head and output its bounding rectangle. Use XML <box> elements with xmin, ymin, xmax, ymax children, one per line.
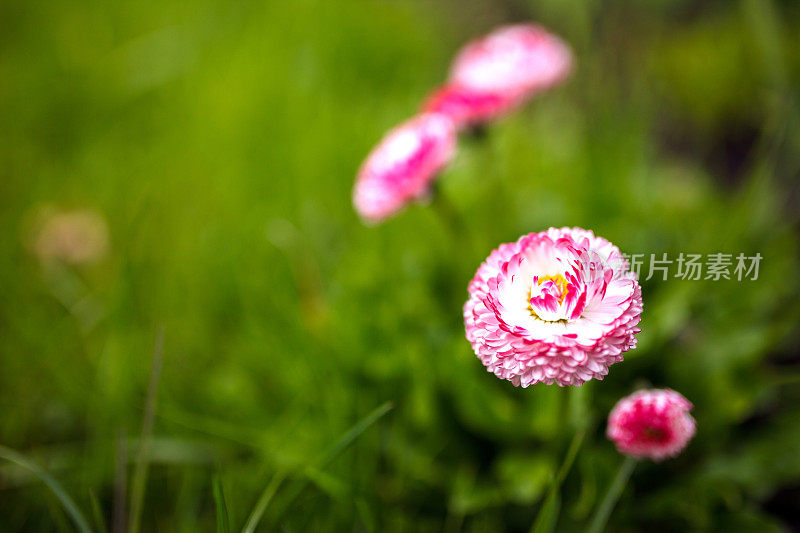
<box><xmin>431</xmin><ymin>24</ymin><xmax>572</xmax><ymax>127</ymax></box>
<box><xmin>353</xmin><ymin>113</ymin><xmax>456</xmax><ymax>223</ymax></box>
<box><xmin>30</xmin><ymin>208</ymin><xmax>110</xmax><ymax>265</ymax></box>
<box><xmin>422</xmin><ymin>85</ymin><xmax>513</xmax><ymax>129</ymax></box>
<box><xmin>463</xmin><ymin>227</ymin><xmax>642</xmax><ymax>387</ymax></box>
<box><xmin>607</xmin><ymin>389</ymin><xmax>696</xmax><ymax>461</ymax></box>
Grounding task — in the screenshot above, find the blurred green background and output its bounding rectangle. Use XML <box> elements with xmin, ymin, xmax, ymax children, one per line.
<box><xmin>2</xmin><ymin>0</ymin><xmax>800</xmax><ymax>531</ymax></box>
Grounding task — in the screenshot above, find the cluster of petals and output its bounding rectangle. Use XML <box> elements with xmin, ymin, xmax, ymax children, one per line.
<box><xmin>353</xmin><ymin>113</ymin><xmax>456</xmax><ymax>223</ymax></box>
<box><xmin>607</xmin><ymin>389</ymin><xmax>696</xmax><ymax>461</ymax></box>
<box><xmin>353</xmin><ymin>23</ymin><xmax>571</xmax><ymax>223</ymax></box>
<box><xmin>424</xmin><ymin>24</ymin><xmax>573</xmax><ymax>128</ymax></box>
<box><xmin>463</xmin><ymin>227</ymin><xmax>642</xmax><ymax>387</ymax></box>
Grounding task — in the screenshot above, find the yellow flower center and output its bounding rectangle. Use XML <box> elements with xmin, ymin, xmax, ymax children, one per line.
<box><xmin>537</xmin><ymin>274</ymin><xmax>569</xmax><ymax>304</ymax></box>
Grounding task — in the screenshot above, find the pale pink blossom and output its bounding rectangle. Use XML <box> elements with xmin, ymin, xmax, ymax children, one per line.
<box><xmin>30</xmin><ymin>208</ymin><xmax>110</xmax><ymax>265</ymax></box>
<box><xmin>463</xmin><ymin>227</ymin><xmax>642</xmax><ymax>387</ymax></box>
<box><xmin>433</xmin><ymin>24</ymin><xmax>572</xmax><ymax>127</ymax></box>
<box><xmin>607</xmin><ymin>389</ymin><xmax>696</xmax><ymax>461</ymax></box>
<box><xmin>353</xmin><ymin>113</ymin><xmax>456</xmax><ymax>223</ymax></box>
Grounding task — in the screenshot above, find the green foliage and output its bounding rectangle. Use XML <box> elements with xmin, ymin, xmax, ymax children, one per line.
<box><xmin>1</xmin><ymin>0</ymin><xmax>799</xmax><ymax>530</ymax></box>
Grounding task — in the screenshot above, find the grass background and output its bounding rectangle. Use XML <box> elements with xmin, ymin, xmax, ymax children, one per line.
<box><xmin>1</xmin><ymin>0</ymin><xmax>800</xmax><ymax>530</ymax></box>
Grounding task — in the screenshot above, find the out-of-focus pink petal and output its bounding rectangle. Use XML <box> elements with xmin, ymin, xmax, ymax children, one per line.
<box><xmin>421</xmin><ymin>84</ymin><xmax>516</xmax><ymax>128</ymax></box>
<box><xmin>447</xmin><ymin>24</ymin><xmax>572</xmax><ymax>118</ymax></box>
<box><xmin>353</xmin><ymin>113</ymin><xmax>456</xmax><ymax>223</ymax></box>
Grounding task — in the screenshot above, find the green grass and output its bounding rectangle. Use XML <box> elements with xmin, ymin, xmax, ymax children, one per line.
<box><xmin>1</xmin><ymin>0</ymin><xmax>800</xmax><ymax>530</ymax></box>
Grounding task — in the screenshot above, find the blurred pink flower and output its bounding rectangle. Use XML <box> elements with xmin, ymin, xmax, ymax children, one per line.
<box><xmin>422</xmin><ymin>85</ymin><xmax>512</xmax><ymax>129</ymax></box>
<box><xmin>607</xmin><ymin>389</ymin><xmax>696</xmax><ymax>461</ymax></box>
<box><xmin>463</xmin><ymin>227</ymin><xmax>642</xmax><ymax>387</ymax></box>
<box><xmin>353</xmin><ymin>113</ymin><xmax>456</xmax><ymax>223</ymax></box>
<box><xmin>30</xmin><ymin>208</ymin><xmax>110</xmax><ymax>265</ymax></box>
<box><xmin>429</xmin><ymin>24</ymin><xmax>572</xmax><ymax>127</ymax></box>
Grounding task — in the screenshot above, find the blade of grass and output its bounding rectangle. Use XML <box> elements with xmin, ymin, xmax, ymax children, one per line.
<box><xmin>241</xmin><ymin>469</ymin><xmax>288</xmax><ymax>533</ymax></box>
<box><xmin>128</xmin><ymin>327</ymin><xmax>165</xmax><ymax>533</ymax></box>
<box><xmin>531</xmin><ymin>426</ymin><xmax>586</xmax><ymax>533</ymax></box>
<box><xmin>213</xmin><ymin>474</ymin><xmax>231</xmax><ymax>533</ymax></box>
<box><xmin>243</xmin><ymin>401</ymin><xmax>394</xmax><ymax>531</ymax></box>
<box><xmin>113</xmin><ymin>428</ymin><xmax>127</xmax><ymax>533</ymax></box>
<box><xmin>46</xmin><ymin>495</ymin><xmax>73</xmax><ymax>533</ymax></box>
<box><xmin>0</xmin><ymin>444</ymin><xmax>91</xmax><ymax>533</ymax></box>
<box><xmin>303</xmin><ymin>466</ymin><xmax>348</xmax><ymax>500</ymax></box>
<box><xmin>89</xmin><ymin>489</ymin><xmax>109</xmax><ymax>533</ymax></box>
<box><xmin>532</xmin><ymin>492</ymin><xmax>561</xmax><ymax>533</ymax></box>
<box><xmin>315</xmin><ymin>401</ymin><xmax>393</xmax><ymax>467</ymax></box>
<box><xmin>355</xmin><ymin>497</ymin><xmax>375</xmax><ymax>533</ymax></box>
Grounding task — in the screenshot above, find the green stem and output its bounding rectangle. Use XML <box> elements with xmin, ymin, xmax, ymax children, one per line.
<box><xmin>531</xmin><ymin>427</ymin><xmax>586</xmax><ymax>533</ymax></box>
<box><xmin>586</xmin><ymin>456</ymin><xmax>637</xmax><ymax>533</ymax></box>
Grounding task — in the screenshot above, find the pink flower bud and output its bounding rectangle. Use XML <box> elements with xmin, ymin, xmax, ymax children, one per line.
<box><xmin>607</xmin><ymin>389</ymin><xmax>696</xmax><ymax>461</ymax></box>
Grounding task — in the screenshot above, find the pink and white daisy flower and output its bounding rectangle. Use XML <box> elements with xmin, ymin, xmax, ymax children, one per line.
<box><xmin>463</xmin><ymin>227</ymin><xmax>642</xmax><ymax>387</ymax></box>
<box><xmin>607</xmin><ymin>389</ymin><xmax>696</xmax><ymax>461</ymax></box>
<box><xmin>422</xmin><ymin>84</ymin><xmax>514</xmax><ymax>129</ymax></box>
<box><xmin>353</xmin><ymin>113</ymin><xmax>456</xmax><ymax>223</ymax></box>
<box><xmin>432</xmin><ymin>24</ymin><xmax>572</xmax><ymax>127</ymax></box>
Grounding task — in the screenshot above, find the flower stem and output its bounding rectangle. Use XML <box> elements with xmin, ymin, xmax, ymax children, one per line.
<box><xmin>530</xmin><ymin>426</ymin><xmax>586</xmax><ymax>532</ymax></box>
<box><xmin>586</xmin><ymin>456</ymin><xmax>637</xmax><ymax>533</ymax></box>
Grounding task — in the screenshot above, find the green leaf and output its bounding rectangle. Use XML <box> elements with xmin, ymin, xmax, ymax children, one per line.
<box><xmin>531</xmin><ymin>492</ymin><xmax>561</xmax><ymax>533</ymax></box>
<box><xmin>0</xmin><ymin>445</ymin><xmax>91</xmax><ymax>533</ymax></box>
<box><xmin>242</xmin><ymin>401</ymin><xmax>393</xmax><ymax>532</ymax></box>
<box><xmin>213</xmin><ymin>474</ymin><xmax>230</xmax><ymax>533</ymax></box>
<box><xmin>89</xmin><ymin>489</ymin><xmax>109</xmax><ymax>533</ymax></box>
